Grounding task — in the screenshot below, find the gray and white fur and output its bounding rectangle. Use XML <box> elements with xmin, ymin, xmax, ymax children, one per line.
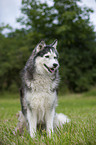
<box><xmin>17</xmin><ymin>40</ymin><xmax>69</xmax><ymax>138</ymax></box>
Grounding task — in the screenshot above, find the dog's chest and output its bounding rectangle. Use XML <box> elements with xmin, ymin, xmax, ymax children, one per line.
<box><xmin>25</xmin><ymin>75</ymin><xmax>57</xmax><ymax>110</ymax></box>
<box><xmin>27</xmin><ymin>74</ymin><xmax>57</xmax><ymax>92</ymax></box>
<box><xmin>32</xmin><ymin>75</ymin><xmax>52</xmax><ymax>92</ymax></box>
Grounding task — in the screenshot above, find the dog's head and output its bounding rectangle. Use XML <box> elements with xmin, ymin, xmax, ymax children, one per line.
<box><xmin>34</xmin><ymin>40</ymin><xmax>59</xmax><ymax>75</ymax></box>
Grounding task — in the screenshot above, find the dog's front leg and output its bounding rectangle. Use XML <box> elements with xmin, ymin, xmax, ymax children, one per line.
<box><xmin>27</xmin><ymin>108</ymin><xmax>37</xmax><ymax>138</ymax></box>
<box><xmin>45</xmin><ymin>108</ymin><xmax>55</xmax><ymax>137</ymax></box>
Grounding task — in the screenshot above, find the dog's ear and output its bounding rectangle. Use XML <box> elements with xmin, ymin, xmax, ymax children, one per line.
<box><xmin>51</xmin><ymin>39</ymin><xmax>58</xmax><ymax>49</ymax></box>
<box><xmin>35</xmin><ymin>40</ymin><xmax>46</xmax><ymax>53</ymax></box>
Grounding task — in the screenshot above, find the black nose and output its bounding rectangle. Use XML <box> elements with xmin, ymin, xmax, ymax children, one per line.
<box><xmin>53</xmin><ymin>63</ymin><xmax>58</xmax><ymax>68</ymax></box>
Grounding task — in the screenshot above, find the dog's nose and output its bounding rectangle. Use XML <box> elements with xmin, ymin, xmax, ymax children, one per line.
<box><xmin>53</xmin><ymin>63</ymin><xmax>58</xmax><ymax>68</ymax></box>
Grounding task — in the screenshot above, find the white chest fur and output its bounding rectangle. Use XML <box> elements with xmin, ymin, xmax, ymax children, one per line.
<box><xmin>25</xmin><ymin>74</ymin><xmax>57</xmax><ymax>122</ymax></box>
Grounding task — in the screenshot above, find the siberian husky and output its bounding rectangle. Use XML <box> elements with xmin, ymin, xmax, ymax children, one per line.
<box><xmin>17</xmin><ymin>40</ymin><xmax>69</xmax><ymax>138</ymax></box>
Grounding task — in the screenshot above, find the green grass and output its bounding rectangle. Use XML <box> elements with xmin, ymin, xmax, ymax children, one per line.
<box><xmin>0</xmin><ymin>92</ymin><xmax>96</xmax><ymax>145</ymax></box>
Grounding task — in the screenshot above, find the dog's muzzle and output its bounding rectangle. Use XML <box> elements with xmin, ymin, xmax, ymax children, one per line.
<box><xmin>44</xmin><ymin>63</ymin><xmax>58</xmax><ymax>73</ymax></box>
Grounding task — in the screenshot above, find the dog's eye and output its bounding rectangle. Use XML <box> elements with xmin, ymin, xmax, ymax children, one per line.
<box><xmin>54</xmin><ymin>57</ymin><xmax>57</xmax><ymax>59</ymax></box>
<box><xmin>45</xmin><ymin>55</ymin><xmax>49</xmax><ymax>58</ymax></box>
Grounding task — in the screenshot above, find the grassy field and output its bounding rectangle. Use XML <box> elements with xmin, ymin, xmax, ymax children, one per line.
<box><xmin>0</xmin><ymin>91</ymin><xmax>96</xmax><ymax>145</ymax></box>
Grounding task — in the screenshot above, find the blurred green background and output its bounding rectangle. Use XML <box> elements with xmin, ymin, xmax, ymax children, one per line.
<box><xmin>0</xmin><ymin>0</ymin><xmax>96</xmax><ymax>94</ymax></box>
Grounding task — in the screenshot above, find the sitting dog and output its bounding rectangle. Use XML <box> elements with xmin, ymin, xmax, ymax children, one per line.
<box><xmin>17</xmin><ymin>40</ymin><xmax>69</xmax><ymax>138</ymax></box>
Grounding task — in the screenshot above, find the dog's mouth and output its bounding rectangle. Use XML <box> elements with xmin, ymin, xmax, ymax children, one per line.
<box><xmin>44</xmin><ymin>64</ymin><xmax>56</xmax><ymax>73</ymax></box>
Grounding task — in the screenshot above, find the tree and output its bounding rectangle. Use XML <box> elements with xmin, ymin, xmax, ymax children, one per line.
<box><xmin>0</xmin><ymin>0</ymin><xmax>96</xmax><ymax>93</ymax></box>
<box><xmin>16</xmin><ymin>0</ymin><xmax>96</xmax><ymax>92</ymax></box>
<box><xmin>0</xmin><ymin>26</ymin><xmax>30</xmax><ymax>91</ymax></box>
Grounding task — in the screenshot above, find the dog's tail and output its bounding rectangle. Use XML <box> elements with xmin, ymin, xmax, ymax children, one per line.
<box><xmin>53</xmin><ymin>113</ymin><xmax>70</xmax><ymax>129</ymax></box>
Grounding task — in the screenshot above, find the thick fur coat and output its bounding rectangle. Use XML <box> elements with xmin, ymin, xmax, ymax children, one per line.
<box><xmin>17</xmin><ymin>40</ymin><xmax>69</xmax><ymax>138</ymax></box>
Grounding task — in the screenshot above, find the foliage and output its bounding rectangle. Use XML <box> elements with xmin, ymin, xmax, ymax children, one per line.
<box><xmin>0</xmin><ymin>0</ymin><xmax>96</xmax><ymax>92</ymax></box>
<box><xmin>0</xmin><ymin>93</ymin><xmax>96</xmax><ymax>144</ymax></box>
